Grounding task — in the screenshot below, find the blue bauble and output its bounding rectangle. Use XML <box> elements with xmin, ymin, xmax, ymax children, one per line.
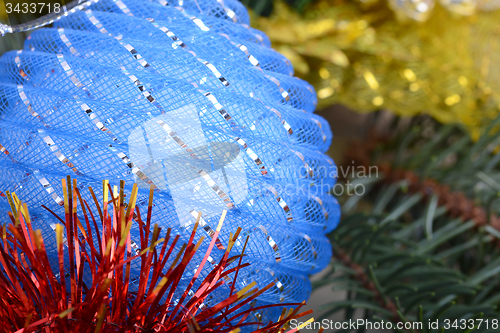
<box><xmin>0</xmin><ymin>0</ymin><xmax>340</xmax><ymax>321</ymax></box>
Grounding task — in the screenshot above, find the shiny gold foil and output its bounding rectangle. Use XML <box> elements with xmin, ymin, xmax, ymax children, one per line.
<box><xmin>254</xmin><ymin>0</ymin><xmax>500</xmax><ymax>138</ymax></box>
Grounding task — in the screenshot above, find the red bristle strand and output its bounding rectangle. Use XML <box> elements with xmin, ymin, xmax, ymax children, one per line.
<box><xmin>168</xmin><ymin>210</ymin><xmax>227</xmax><ymax>323</ymax></box>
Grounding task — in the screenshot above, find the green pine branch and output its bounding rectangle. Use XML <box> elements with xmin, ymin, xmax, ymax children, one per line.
<box><xmin>318</xmin><ymin>115</ymin><xmax>500</xmax><ymax>332</ymax></box>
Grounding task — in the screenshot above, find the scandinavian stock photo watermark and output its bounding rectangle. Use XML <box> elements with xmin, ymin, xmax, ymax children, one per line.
<box><xmin>247</xmin><ymin>162</ymin><xmax>379</xmax><ymax>198</ymax></box>
<box><xmin>331</xmin><ymin>163</ymin><xmax>379</xmax><ymax>196</ymax></box>
<box><xmin>293</xmin><ymin>162</ymin><xmax>379</xmax><ymax>197</ymax></box>
<box><xmin>290</xmin><ymin>318</ymin><xmax>500</xmax><ymax>331</ymax></box>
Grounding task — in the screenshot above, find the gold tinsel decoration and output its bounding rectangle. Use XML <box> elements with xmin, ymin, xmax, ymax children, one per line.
<box><xmin>254</xmin><ymin>0</ymin><xmax>500</xmax><ymax>139</ymax></box>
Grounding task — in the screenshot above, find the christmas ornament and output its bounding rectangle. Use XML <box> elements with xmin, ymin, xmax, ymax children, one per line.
<box><xmin>253</xmin><ymin>1</ymin><xmax>500</xmax><ymax>138</ymax></box>
<box><xmin>0</xmin><ymin>0</ymin><xmax>339</xmax><ymax>319</ymax></box>
<box><xmin>0</xmin><ymin>180</ymin><xmax>315</xmax><ymax>332</ymax></box>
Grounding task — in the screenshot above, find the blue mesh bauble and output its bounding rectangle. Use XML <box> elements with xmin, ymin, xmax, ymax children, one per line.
<box><xmin>0</xmin><ymin>0</ymin><xmax>340</xmax><ymax>321</ymax></box>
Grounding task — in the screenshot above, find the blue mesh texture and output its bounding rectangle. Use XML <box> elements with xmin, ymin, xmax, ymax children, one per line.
<box><xmin>0</xmin><ymin>0</ymin><xmax>340</xmax><ymax>324</ymax></box>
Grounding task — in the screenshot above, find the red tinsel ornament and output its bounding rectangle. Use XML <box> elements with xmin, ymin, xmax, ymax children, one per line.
<box><xmin>0</xmin><ymin>176</ymin><xmax>317</xmax><ymax>333</ymax></box>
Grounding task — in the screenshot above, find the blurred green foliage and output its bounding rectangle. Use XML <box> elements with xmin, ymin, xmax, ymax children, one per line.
<box><xmin>321</xmin><ymin>115</ymin><xmax>500</xmax><ymax>331</ymax></box>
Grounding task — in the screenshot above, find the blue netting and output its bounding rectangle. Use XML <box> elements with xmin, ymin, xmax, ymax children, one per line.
<box><xmin>0</xmin><ymin>0</ymin><xmax>339</xmax><ymax>324</ymax></box>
